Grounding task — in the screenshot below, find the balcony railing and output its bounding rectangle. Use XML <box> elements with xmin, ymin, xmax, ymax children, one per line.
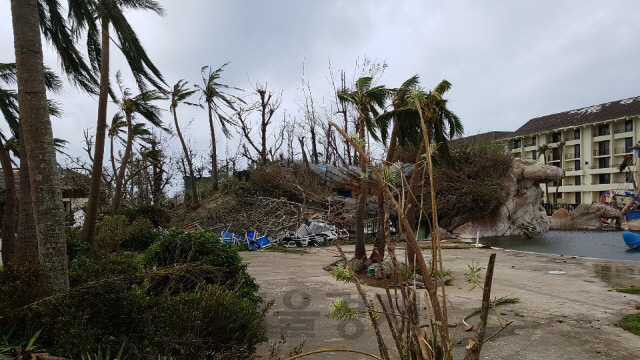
<box><xmin>565</xmin><ymin>167</ymin><xmax>581</xmax><ymax>171</ymax></box>
<box><xmin>614</xmin><ymin>147</ymin><xmax>631</xmax><ymax>154</ymax></box>
<box><xmin>593</xmin><ymin>149</ymin><xmax>610</xmax><ymax>156</ymax></box>
<box><xmin>593</xmin><ymin>131</ymin><xmax>610</xmax><ymax>137</ymax></box>
<box><xmin>564</xmin><ymin>152</ymin><xmax>580</xmax><ymax>159</ymax></box>
<box><xmin>614</xmin><ymin>129</ymin><xmax>632</xmax><ymax>134</ymax></box>
<box><xmin>546</xmin><ymin>156</ymin><xmax>561</xmax><ymax>162</ymax></box>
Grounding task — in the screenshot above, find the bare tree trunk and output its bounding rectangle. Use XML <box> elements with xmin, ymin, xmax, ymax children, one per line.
<box><xmin>0</xmin><ymin>140</ymin><xmax>16</xmax><ymax>264</ymax></box>
<box><xmin>207</xmin><ymin>101</ymin><xmax>219</xmax><ymax>192</ymax></box>
<box><xmin>354</xmin><ymin>113</ymin><xmax>367</xmax><ymax>260</ymax></box>
<box><xmin>11</xmin><ymin>0</ymin><xmax>68</xmax><ymax>293</ymax></box>
<box><xmin>371</xmin><ymin>118</ymin><xmax>401</xmax><ymax>259</ymax></box>
<box><xmin>173</xmin><ymin>107</ymin><xmax>198</xmax><ymax>204</ymax></box>
<box><xmin>112</xmin><ymin>113</ymin><xmax>133</xmax><ymax>213</ymax></box>
<box><xmin>83</xmin><ymin>18</ymin><xmax>111</xmax><ymax>246</ymax></box>
<box><xmin>299</xmin><ymin>137</ymin><xmax>310</xmax><ymax>168</ymax></box>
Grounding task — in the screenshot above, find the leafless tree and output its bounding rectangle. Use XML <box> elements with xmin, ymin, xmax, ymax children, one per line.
<box><xmin>235</xmin><ymin>82</ymin><xmax>283</xmax><ymax>165</ymax></box>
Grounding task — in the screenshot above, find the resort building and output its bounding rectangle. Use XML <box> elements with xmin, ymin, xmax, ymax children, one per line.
<box><xmin>503</xmin><ymin>96</ymin><xmax>640</xmax><ymax>205</ymax></box>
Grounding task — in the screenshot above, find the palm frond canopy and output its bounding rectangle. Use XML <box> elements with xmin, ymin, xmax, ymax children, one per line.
<box><xmin>67</xmin><ymin>0</ymin><xmax>166</xmax><ymax>91</ymax></box>
<box><xmin>336</xmin><ymin>76</ymin><xmax>391</xmax><ymax>143</ymax></box>
<box><xmin>195</xmin><ymin>63</ymin><xmax>243</xmax><ymax>138</ymax></box>
<box><xmin>38</xmin><ymin>0</ymin><xmax>99</xmax><ymax>94</ymax></box>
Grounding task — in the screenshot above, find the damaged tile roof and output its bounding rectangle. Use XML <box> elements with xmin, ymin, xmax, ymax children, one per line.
<box><xmin>509</xmin><ymin>96</ymin><xmax>640</xmax><ymax>138</ymax></box>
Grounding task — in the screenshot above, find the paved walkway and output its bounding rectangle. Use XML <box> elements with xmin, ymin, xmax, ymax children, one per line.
<box><xmin>243</xmin><ymin>244</ymin><xmax>640</xmax><ymax>359</ymax></box>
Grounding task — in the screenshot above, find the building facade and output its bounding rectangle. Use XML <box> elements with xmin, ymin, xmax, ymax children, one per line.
<box><xmin>503</xmin><ymin>96</ymin><xmax>640</xmax><ymax>205</ymax></box>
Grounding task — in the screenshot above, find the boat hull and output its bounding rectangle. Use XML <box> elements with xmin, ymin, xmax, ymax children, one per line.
<box><xmin>622</xmin><ymin>231</ymin><xmax>640</xmax><ymax>250</ymax></box>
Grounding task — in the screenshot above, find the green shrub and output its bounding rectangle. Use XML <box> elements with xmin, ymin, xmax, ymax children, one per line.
<box><xmin>121</xmin><ymin>218</ymin><xmax>162</xmax><ymax>252</ymax></box>
<box><xmin>69</xmin><ymin>252</ymin><xmax>142</xmax><ymax>287</ymax></box>
<box><xmin>146</xmin><ymin>285</ymin><xmax>267</xmax><ymax>359</ymax></box>
<box><xmin>0</xmin><ymin>264</ymin><xmax>43</xmax><ymax>316</ymax></box>
<box><xmin>120</xmin><ymin>205</ymin><xmax>170</xmax><ymax>228</ymax></box>
<box><xmin>67</xmin><ymin>239</ymin><xmax>94</xmax><ymax>262</ymax></box>
<box><xmin>95</xmin><ymin>215</ymin><xmax>129</xmax><ymax>252</ymax></box>
<box><xmin>143</xmin><ymin>230</ymin><xmax>261</xmax><ymax>305</ymax></box>
<box><xmin>2</xmin><ymin>267</ymin><xmax>266</xmax><ymax>359</ymax></box>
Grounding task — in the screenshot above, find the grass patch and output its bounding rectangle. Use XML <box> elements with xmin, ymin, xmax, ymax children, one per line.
<box><xmin>621</xmin><ymin>312</ymin><xmax>640</xmax><ymax>336</ymax></box>
<box><xmin>613</xmin><ymin>287</ymin><xmax>640</xmax><ymax>295</ymax></box>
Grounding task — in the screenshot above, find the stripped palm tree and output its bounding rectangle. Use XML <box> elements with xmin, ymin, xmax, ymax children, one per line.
<box><xmin>195</xmin><ymin>64</ymin><xmax>242</xmax><ymax>192</ymax></box>
<box><xmin>169</xmin><ymin>79</ymin><xmax>201</xmax><ymax>204</ymax></box>
<box><xmin>111</xmin><ymin>72</ymin><xmax>165</xmax><ymax>214</ymax></box>
<box><xmin>538</xmin><ymin>143</ymin><xmax>550</xmax><ymax>204</ymax></box>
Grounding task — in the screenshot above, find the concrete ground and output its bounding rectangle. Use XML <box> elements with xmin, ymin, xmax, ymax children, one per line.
<box><xmin>243</xmin><ymin>244</ymin><xmax>640</xmax><ymax>360</ymax></box>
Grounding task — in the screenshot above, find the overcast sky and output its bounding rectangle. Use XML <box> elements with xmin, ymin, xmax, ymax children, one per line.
<box><xmin>2</xmin><ymin>0</ymin><xmax>640</xmax><ymax>176</ymax></box>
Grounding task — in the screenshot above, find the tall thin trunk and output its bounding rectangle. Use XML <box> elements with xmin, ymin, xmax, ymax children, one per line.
<box><xmin>207</xmin><ymin>101</ymin><xmax>219</xmax><ymax>191</ymax></box>
<box><xmin>405</xmin><ymin>140</ymin><xmax>428</xmax><ymax>263</ymax></box>
<box><xmin>173</xmin><ymin>107</ymin><xmax>198</xmax><ymax>204</ymax></box>
<box><xmin>113</xmin><ymin>112</ymin><xmax>133</xmax><ymax>213</ymax></box>
<box><xmin>310</xmin><ymin>124</ymin><xmax>319</xmax><ymax>164</ymax></box>
<box><xmin>354</xmin><ymin>111</ymin><xmax>367</xmax><ymax>260</ymax></box>
<box><xmin>0</xmin><ymin>141</ymin><xmax>16</xmax><ymax>264</ymax></box>
<box><xmin>371</xmin><ymin>119</ymin><xmax>401</xmax><ymax>260</ymax></box>
<box><xmin>83</xmin><ymin>18</ymin><xmax>111</xmax><ymax>246</ymax></box>
<box><xmin>14</xmin><ymin>139</ymin><xmax>38</xmax><ymax>265</ymax></box>
<box><xmin>11</xmin><ymin>0</ymin><xmax>68</xmax><ymax>293</ymax></box>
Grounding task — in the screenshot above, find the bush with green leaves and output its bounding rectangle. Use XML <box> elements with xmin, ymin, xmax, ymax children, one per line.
<box><xmin>69</xmin><ymin>252</ymin><xmax>142</xmax><ymax>287</ymax></box>
<box><xmin>143</xmin><ymin>230</ymin><xmax>261</xmax><ymax>305</ymax></box>
<box><xmin>66</xmin><ymin>239</ymin><xmax>94</xmax><ymax>262</ymax></box>
<box><xmin>121</xmin><ymin>217</ymin><xmax>162</xmax><ymax>252</ymax></box>
<box><xmin>120</xmin><ymin>205</ymin><xmax>170</xmax><ymax>227</ymax></box>
<box><xmin>95</xmin><ymin>215</ymin><xmax>129</xmax><ymax>252</ymax></box>
<box><xmin>2</xmin><ymin>263</ymin><xmax>266</xmax><ymax>359</ymax></box>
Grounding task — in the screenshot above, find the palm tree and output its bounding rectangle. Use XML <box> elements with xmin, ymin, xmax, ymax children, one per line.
<box><xmin>169</xmin><ymin>79</ymin><xmax>200</xmax><ymax>204</ymax></box>
<box><xmin>403</xmin><ymin>80</ymin><xmax>463</xmax><ymax>262</ymax></box>
<box><xmin>112</xmin><ymin>72</ymin><xmax>165</xmax><ymax>214</ymax></box>
<box><xmin>71</xmin><ymin>0</ymin><xmax>166</xmax><ymax>245</ymax></box>
<box><xmin>370</xmin><ymin>75</ymin><xmax>422</xmax><ymax>258</ymax></box>
<box><xmin>9</xmin><ymin>0</ymin><xmax>69</xmax><ymax>293</ymax></box>
<box><xmin>337</xmin><ymin>76</ymin><xmax>390</xmax><ymax>260</ymax></box>
<box><xmin>195</xmin><ymin>64</ymin><xmax>241</xmax><ymax>192</ymax></box>
<box><xmin>538</xmin><ymin>144</ymin><xmax>550</xmax><ymax>204</ymax></box>
<box><xmin>554</xmin><ymin>140</ymin><xmax>566</xmax><ymax>205</ymax></box>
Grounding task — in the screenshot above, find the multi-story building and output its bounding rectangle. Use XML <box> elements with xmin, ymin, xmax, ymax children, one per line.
<box><xmin>503</xmin><ymin>96</ymin><xmax>640</xmax><ymax>205</ymax></box>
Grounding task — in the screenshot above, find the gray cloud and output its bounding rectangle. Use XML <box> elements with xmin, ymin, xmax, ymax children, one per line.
<box><xmin>2</xmin><ymin>0</ymin><xmax>640</xmax><ymax>172</ymax></box>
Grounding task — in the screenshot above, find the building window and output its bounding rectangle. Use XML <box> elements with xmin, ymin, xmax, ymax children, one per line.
<box><xmin>574</xmin><ymin>144</ymin><xmax>580</xmax><ymax>158</ymax></box>
<box><xmin>531</xmin><ymin>137</ymin><xmax>537</xmax><ymax>146</ymax></box>
<box><xmin>552</xmin><ymin>132</ymin><xmax>561</xmax><ymax>143</ymax></box>
<box><xmin>575</xmin><ymin>192</ymin><xmax>581</xmax><ymax>203</ymax></box>
<box><xmin>598</xmin><ymin>157</ymin><xmax>610</xmax><ymax>169</ymax></box>
<box><xmin>532</xmin><ymin>150</ymin><xmax>537</xmax><ymax>160</ymax></box>
<box><xmin>599</xmin><ymin>173</ymin><xmax>610</xmax><ymax>184</ymax></box>
<box><xmin>598</xmin><ymin>124</ymin><xmax>610</xmax><ymax>136</ymax></box>
<box><xmin>574</xmin><ymin>160</ymin><xmax>581</xmax><ymax>171</ymax></box>
<box><xmin>596</xmin><ymin>140</ymin><xmax>610</xmax><ymax>156</ymax></box>
<box><xmin>625</xmin><ymin>119</ymin><xmax>633</xmax><ymax>132</ymax></box>
<box><xmin>513</xmin><ymin>139</ymin><xmax>521</xmax><ymax>149</ymax></box>
<box><xmin>574</xmin><ymin>175</ymin><xmax>580</xmax><ymax>186</ymax></box>
<box><xmin>574</xmin><ymin>129</ymin><xmax>580</xmax><ymax>140</ymax></box>
<box><xmin>626</xmin><ymin>137</ymin><xmax>633</xmax><ymax>153</ymax></box>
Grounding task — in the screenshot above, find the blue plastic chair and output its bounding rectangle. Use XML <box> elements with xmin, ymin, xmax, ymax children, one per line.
<box><xmin>255</xmin><ymin>235</ymin><xmax>272</xmax><ymax>249</ymax></box>
<box><xmin>221</xmin><ymin>230</ymin><xmax>239</xmax><ymax>245</ymax></box>
<box><xmin>245</xmin><ymin>230</ymin><xmax>258</xmax><ymax>250</ymax></box>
